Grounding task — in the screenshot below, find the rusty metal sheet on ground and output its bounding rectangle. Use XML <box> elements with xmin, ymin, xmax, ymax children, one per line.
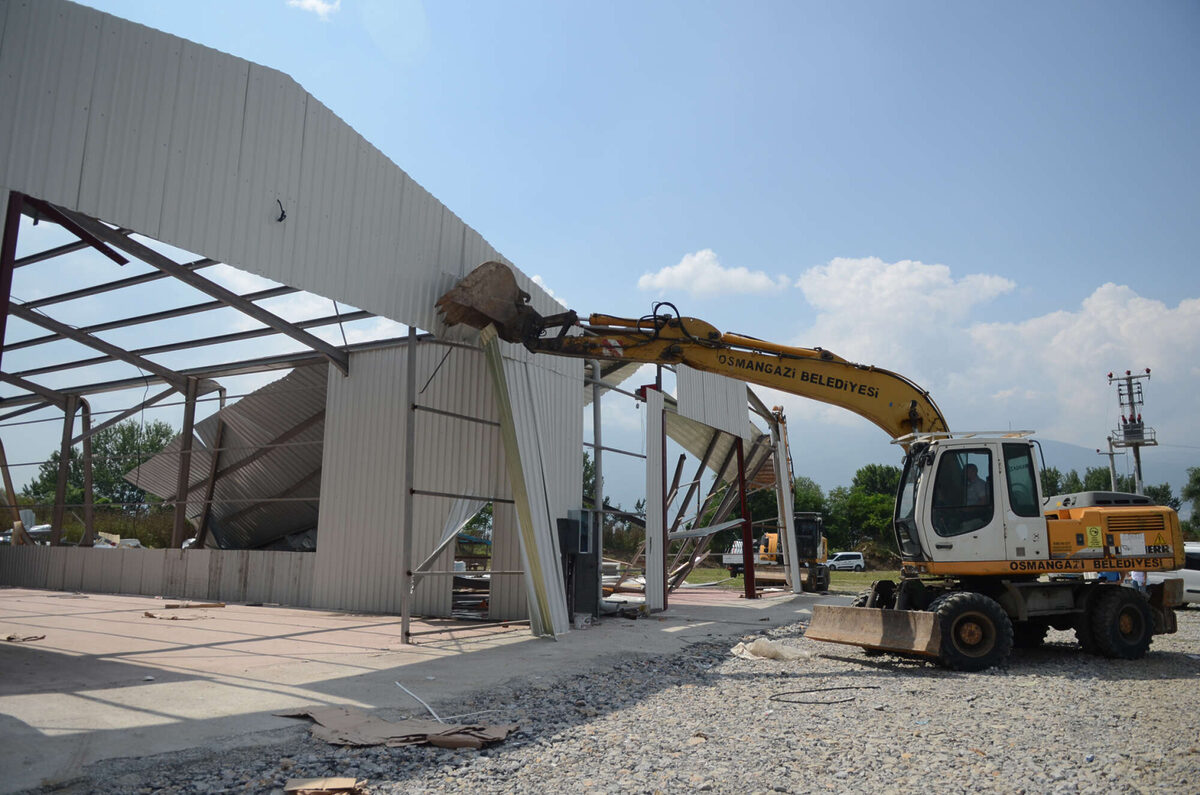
<box><xmin>278</xmin><ymin>706</ymin><xmax>518</xmax><ymax>750</ymax></box>
<box><xmin>805</xmin><ymin>604</ymin><xmax>941</xmax><ymax>656</ymax></box>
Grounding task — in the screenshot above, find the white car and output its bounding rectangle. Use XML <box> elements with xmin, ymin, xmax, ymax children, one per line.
<box><xmin>1147</xmin><ymin>542</ymin><xmax>1200</xmax><ymax>606</ymax></box>
<box><xmin>828</xmin><ymin>552</ymin><xmax>866</xmax><ymax>571</ymax></box>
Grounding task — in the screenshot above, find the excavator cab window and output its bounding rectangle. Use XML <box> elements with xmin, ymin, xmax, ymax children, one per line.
<box><xmin>1002</xmin><ymin>443</ymin><xmax>1040</xmax><ymax>517</ymax></box>
<box><xmin>931</xmin><ymin>449</ymin><xmax>994</xmax><ymax>537</ymax></box>
<box><xmin>893</xmin><ymin>453</ymin><xmax>925</xmax><ymax>557</ymax></box>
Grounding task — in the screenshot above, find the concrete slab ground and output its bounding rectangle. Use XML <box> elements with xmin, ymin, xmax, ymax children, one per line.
<box><xmin>0</xmin><ymin>585</ymin><xmax>843</xmax><ymax>793</ymax></box>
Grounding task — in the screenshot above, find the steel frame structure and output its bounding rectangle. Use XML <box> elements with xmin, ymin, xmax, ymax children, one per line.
<box><xmin>0</xmin><ymin>189</ymin><xmax>405</xmax><ymax>548</ymax></box>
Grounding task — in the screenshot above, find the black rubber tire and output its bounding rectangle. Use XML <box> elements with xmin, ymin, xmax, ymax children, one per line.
<box><xmin>932</xmin><ymin>591</ymin><xmax>1013</xmax><ymax>672</ymax></box>
<box><xmin>1012</xmin><ymin>620</ymin><xmax>1050</xmax><ymax>649</ymax></box>
<box><xmin>1089</xmin><ymin>587</ymin><xmax>1154</xmax><ymax>660</ymax></box>
<box><xmin>854</xmin><ymin>564</ymin><xmax>865</xmax><ymax>572</ymax></box>
<box><xmin>1074</xmin><ymin>616</ymin><xmax>1098</xmax><ymax>654</ymax></box>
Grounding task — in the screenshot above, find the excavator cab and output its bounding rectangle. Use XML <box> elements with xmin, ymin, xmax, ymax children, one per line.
<box><xmin>895</xmin><ymin>435</ymin><xmax>1034</xmax><ymax>570</ymax></box>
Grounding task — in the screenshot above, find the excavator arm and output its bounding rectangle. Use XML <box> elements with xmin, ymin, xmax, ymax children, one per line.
<box><xmin>437</xmin><ymin>261</ymin><xmax>948</xmax><ymax>439</ymax></box>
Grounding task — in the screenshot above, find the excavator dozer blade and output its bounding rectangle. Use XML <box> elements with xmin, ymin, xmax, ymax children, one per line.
<box><xmin>805</xmin><ymin>604</ymin><xmax>942</xmax><ymax>657</ymax></box>
<box><xmin>436</xmin><ymin>261</ymin><xmax>538</xmax><ymax>343</ymax></box>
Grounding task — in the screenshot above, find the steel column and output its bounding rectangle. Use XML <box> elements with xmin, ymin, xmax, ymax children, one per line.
<box><xmin>0</xmin><ymin>191</ymin><xmax>23</xmax><ymax>373</ymax></box>
<box><xmin>737</xmin><ymin>437</ymin><xmax>757</xmax><ymax>599</ymax></box>
<box><xmin>0</xmin><ymin>439</ymin><xmax>32</xmax><ymax>545</ymax></box>
<box><xmin>193</xmin><ymin>418</ymin><xmax>226</xmax><ymax>550</ymax></box>
<box><xmin>401</xmin><ymin>329</ymin><xmax>416</xmax><ymax>643</ymax></box>
<box><xmin>78</xmin><ymin>400</ymin><xmax>95</xmax><ymax>546</ymax></box>
<box><xmin>591</xmin><ymin>360</ymin><xmax>604</xmax><ymax>610</ymax></box>
<box><xmin>171</xmin><ymin>378</ymin><xmax>199</xmax><ymax>547</ymax></box>
<box><xmin>50</xmin><ymin>394</ymin><xmax>79</xmax><ymax>545</ymax></box>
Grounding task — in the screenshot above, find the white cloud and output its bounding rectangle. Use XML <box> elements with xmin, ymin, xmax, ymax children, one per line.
<box><xmin>638</xmin><ymin>249</ymin><xmax>790</xmax><ymax>297</ymax></box>
<box><xmin>287</xmin><ymin>0</ymin><xmax>341</xmax><ymax>21</ymax></box>
<box><xmin>781</xmin><ymin>257</ymin><xmax>1200</xmax><ymax>453</ymax></box>
<box><xmin>793</xmin><ymin>256</ymin><xmax>1015</xmax><ymax>388</ymax></box>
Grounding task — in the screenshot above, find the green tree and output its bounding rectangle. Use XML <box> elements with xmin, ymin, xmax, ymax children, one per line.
<box><xmin>1040</xmin><ymin>466</ymin><xmax>1063</xmax><ymax>497</ymax></box>
<box><xmin>462</xmin><ymin>503</ymin><xmax>493</xmax><ymax>540</ymax></box>
<box><xmin>22</xmin><ymin>419</ymin><xmax>175</xmax><ymax>508</ymax></box>
<box><xmin>825</xmin><ymin>486</ymin><xmax>893</xmax><ymax>550</ymax></box>
<box><xmin>792</xmin><ymin>476</ymin><xmax>825</xmax><ymax>514</ymax></box>
<box><xmin>851</xmin><ymin>464</ymin><xmax>901</xmax><ymax>497</ymax></box>
<box><xmin>1182</xmin><ymin>467</ymin><xmax>1200</xmax><ymax>539</ymax></box>
<box><xmin>1061</xmin><ymin>470</ymin><xmax>1084</xmax><ymax>493</ymax></box>
<box><xmin>1083</xmin><ymin>466</ymin><xmax>1134</xmax><ymax>493</ymax></box>
<box><xmin>820</xmin><ymin>462</ymin><xmax>901</xmax><ymax>553</ymax></box>
<box><xmin>1141</xmin><ymin>483</ymin><xmax>1180</xmax><ymax>511</ymax></box>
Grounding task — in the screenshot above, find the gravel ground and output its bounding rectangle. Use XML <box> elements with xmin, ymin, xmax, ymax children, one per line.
<box><xmin>31</xmin><ymin>607</ymin><xmax>1200</xmax><ymax>794</ymax></box>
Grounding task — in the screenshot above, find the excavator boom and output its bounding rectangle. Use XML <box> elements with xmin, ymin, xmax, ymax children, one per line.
<box><xmin>437</xmin><ymin>261</ymin><xmax>948</xmax><ymax>439</ymax></box>
<box><xmin>437</xmin><ymin>261</ymin><xmax>1183</xmax><ymax>672</ymax></box>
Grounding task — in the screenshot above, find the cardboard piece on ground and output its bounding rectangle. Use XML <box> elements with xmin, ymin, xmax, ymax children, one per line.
<box><xmin>284</xmin><ymin>777</ymin><xmax>361</xmax><ymax>794</ymax></box>
<box><xmin>278</xmin><ymin>706</ymin><xmax>518</xmax><ymax>749</ymax></box>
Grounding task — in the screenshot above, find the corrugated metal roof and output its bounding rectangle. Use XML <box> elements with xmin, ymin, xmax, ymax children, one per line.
<box><xmin>0</xmin><ymin>0</ymin><xmax>562</xmax><ymax>339</ymax></box>
<box><xmin>127</xmin><ymin>365</ymin><xmax>327</xmax><ymax>549</ymax></box>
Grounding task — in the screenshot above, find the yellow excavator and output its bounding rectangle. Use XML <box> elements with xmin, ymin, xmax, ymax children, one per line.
<box><xmin>437</xmin><ymin>262</ymin><xmax>1185</xmax><ymax>671</ymax></box>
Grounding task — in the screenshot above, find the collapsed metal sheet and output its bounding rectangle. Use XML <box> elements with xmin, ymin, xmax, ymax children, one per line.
<box><xmin>127</xmin><ymin>365</ymin><xmax>327</xmax><ymax>549</ymax></box>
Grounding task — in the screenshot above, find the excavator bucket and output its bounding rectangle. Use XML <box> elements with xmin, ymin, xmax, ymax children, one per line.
<box><xmin>804</xmin><ymin>605</ymin><xmax>943</xmax><ymax>657</ymax></box>
<box><xmin>436</xmin><ymin>261</ymin><xmax>540</xmax><ymax>344</ymax></box>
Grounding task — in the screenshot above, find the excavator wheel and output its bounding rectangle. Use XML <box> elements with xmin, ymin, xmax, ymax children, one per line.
<box><xmin>930</xmin><ymin>591</ymin><xmax>1013</xmax><ymax>672</ymax></box>
<box><xmin>1089</xmin><ymin>587</ymin><xmax>1154</xmax><ymax>660</ymax></box>
<box><xmin>1074</xmin><ymin>615</ymin><xmax>1099</xmax><ymax>654</ymax></box>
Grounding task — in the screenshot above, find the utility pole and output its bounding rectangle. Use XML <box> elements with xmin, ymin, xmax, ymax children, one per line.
<box><xmin>1108</xmin><ymin>369</ymin><xmax>1156</xmax><ymax>495</ymax></box>
<box><xmin>1095</xmin><ymin>437</ymin><xmax>1120</xmax><ymax>491</ymax></box>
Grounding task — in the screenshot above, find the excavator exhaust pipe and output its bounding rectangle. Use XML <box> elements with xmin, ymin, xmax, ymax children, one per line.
<box><xmin>805</xmin><ymin>604</ymin><xmax>942</xmax><ymax>657</ymax></box>
<box><xmin>436</xmin><ymin>261</ymin><xmax>544</xmax><ymax>344</ymax></box>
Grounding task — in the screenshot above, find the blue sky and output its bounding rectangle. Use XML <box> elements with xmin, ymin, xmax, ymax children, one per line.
<box><xmin>11</xmin><ymin>0</ymin><xmax>1199</xmax><ymax>512</ymax></box>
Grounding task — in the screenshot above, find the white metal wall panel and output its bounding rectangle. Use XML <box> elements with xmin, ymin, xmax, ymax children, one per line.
<box><xmin>45</xmin><ymin>544</ymin><xmax>66</xmax><ymax>589</ymax></box>
<box><xmin>139</xmin><ymin>548</ymin><xmax>165</xmax><ymax>595</ymax></box>
<box><xmin>488</xmin><ymin>503</ymin><xmax>527</xmax><ymax>621</ymax></box>
<box><xmin>312</xmin><ymin>339</ymin><xmax>572</xmax><ymax>619</ymax></box>
<box><xmin>313</xmin><ymin>343</ymin><xmax>484</xmax><ymax>616</ymax></box>
<box><xmin>76</xmin><ymin>10</ymin><xmax>182</xmax><ymax>238</ymax></box>
<box><xmin>118</xmin><ymin>549</ymin><xmax>141</xmax><ymax>594</ymax></box>
<box><xmin>62</xmin><ymin>547</ymin><xmax>85</xmax><ymax>591</ymax></box>
<box><xmin>230</xmin><ymin>64</ymin><xmax>306</xmax><ymax>274</ymax></box>
<box><xmin>0</xmin><ymin>0</ymin><xmax>564</xmax><ymax>341</ymax></box>
<box><xmin>0</xmin><ymin>547</ymin><xmax>314</xmax><ymax>604</ymax></box>
<box><xmin>0</xmin><ymin>1</ymin><xmax>97</xmax><ymax>207</ymax></box>
<box><xmin>158</xmin><ymin>40</ymin><xmax>249</xmax><ymax>258</ymax></box>
<box><xmin>676</xmin><ymin>365</ymin><xmax>751</xmax><ymax>441</ymax></box>
<box><xmin>182</xmin><ymin>548</ymin><xmax>209</xmax><ymax>598</ymax></box>
<box><xmin>644</xmin><ymin>389</ymin><xmax>665</xmax><ymax>610</ymax></box>
<box><xmin>165</xmin><ymin>549</ymin><xmax>189</xmax><ymax>597</ymax></box>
